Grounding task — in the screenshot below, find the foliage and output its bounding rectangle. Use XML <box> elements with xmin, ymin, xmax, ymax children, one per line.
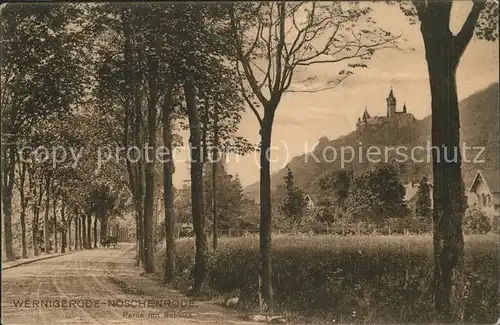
<box><xmin>87</xmin><ymin>185</ymin><xmax>119</xmax><ymax>220</ymax></box>
<box><xmin>156</xmin><ymin>234</ymin><xmax>498</xmax><ymax>324</ymax></box>
<box><xmin>174</xmin><ymin>182</ymin><xmax>193</xmax><ymax>226</ymax></box>
<box><xmin>345</xmin><ymin>164</ymin><xmax>408</xmax><ymax>223</ymax></box>
<box><xmin>278</xmin><ymin>168</ymin><xmax>307</xmax><ymax>226</ymax></box>
<box><xmin>314</xmin><ymin>169</ymin><xmax>353</xmax><ymax>209</ymax></box>
<box><xmin>1</xmin><ymin>3</ymin><xmax>91</xmax><ymax>136</ymax></box>
<box><xmin>168</xmin><ymin>165</ymin><xmax>258</xmax><ymax>232</ymax></box>
<box><xmin>311</xmin><ymin>169</ymin><xmax>353</xmax><ymax>224</ymax></box>
<box><xmin>204</xmin><ymin>162</ymin><xmax>258</xmax><ymax>230</ymax></box>
<box><xmin>313</xmin><ymin>205</ymin><xmax>345</xmax><ymax>225</ymax></box>
<box><xmin>1</xmin><ymin>3</ymin><xmax>93</xmax><ymax>259</ymax></box>
<box><xmin>463</xmin><ymin>207</ymin><xmax>491</xmax><ymax>235</ymax></box>
<box><xmin>283</xmin><ymin>216</ymin><xmax>432</xmax><ymax>236</ymax></box>
<box><xmin>415</xmin><ymin>176</ymin><xmax>432</xmax><ymax>219</ymax></box>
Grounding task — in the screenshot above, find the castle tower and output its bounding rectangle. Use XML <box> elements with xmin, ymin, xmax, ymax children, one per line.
<box><xmin>362</xmin><ymin>106</ymin><xmax>371</xmax><ymax>121</ymax></box>
<box><xmin>386</xmin><ymin>87</ymin><xmax>396</xmax><ymax>117</ymax></box>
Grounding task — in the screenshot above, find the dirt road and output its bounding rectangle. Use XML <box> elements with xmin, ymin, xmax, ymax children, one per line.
<box><xmin>1</xmin><ymin>244</ymin><xmax>253</xmax><ymax>325</ymax></box>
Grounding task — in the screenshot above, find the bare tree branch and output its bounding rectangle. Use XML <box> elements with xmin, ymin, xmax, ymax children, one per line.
<box><xmin>264</xmin><ymin>3</ymin><xmax>275</xmax><ymax>95</ymax></box>
<box><xmin>272</xmin><ymin>2</ymin><xmax>286</xmax><ymax>97</ymax></box>
<box><xmin>245</xmin><ymin>3</ymin><xmax>264</xmax><ymax>57</ymax></box>
<box><xmin>285</xmin><ymin>73</ymin><xmax>350</xmax><ymax>93</ymax></box>
<box><xmin>295</xmin><ymin>36</ymin><xmax>399</xmax><ymax>67</ymax></box>
<box><xmin>231</xmin><ymin>1</ymin><xmax>399</xmax><ymax>111</ymax></box>
<box><xmin>288</xmin><ymin>2</ymin><xmax>318</xmax><ymax>56</ymax></box>
<box><xmin>235</xmin><ymin>61</ymin><xmax>263</xmax><ymax>126</ymax></box>
<box><xmin>229</xmin><ymin>6</ymin><xmax>269</xmax><ymax>107</ymax></box>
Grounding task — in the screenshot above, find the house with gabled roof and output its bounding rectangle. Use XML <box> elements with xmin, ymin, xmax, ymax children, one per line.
<box><xmin>106</xmin><ymin>217</ymin><xmax>130</xmax><ymax>243</ymax></box>
<box><xmin>467</xmin><ymin>170</ymin><xmax>499</xmax><ymax>226</ymax></box>
<box><xmin>404</xmin><ymin>178</ymin><xmax>434</xmax><ymax>212</ymax></box>
<box><xmin>304</xmin><ymin>194</ymin><xmax>321</xmax><ymax>210</ymax></box>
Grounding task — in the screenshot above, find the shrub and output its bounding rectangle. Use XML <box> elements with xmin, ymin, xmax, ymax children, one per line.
<box><xmin>382</xmin><ymin>217</ymin><xmax>432</xmax><ymax>235</ymax></box>
<box><xmin>154</xmin><ymin>221</ymin><xmax>165</xmax><ymax>247</ymax></box>
<box><xmin>301</xmin><ymin>217</ymin><xmax>432</xmax><ymax>236</ymax></box>
<box><xmin>308</xmin><ymin>220</ymin><xmax>329</xmax><ymax>234</ymax></box>
<box><xmin>155</xmin><ymin>234</ymin><xmax>498</xmax><ymax>324</ymax></box>
<box><xmin>313</xmin><ymin>205</ymin><xmax>344</xmax><ymax>224</ymax></box>
<box><xmin>464</xmin><ymin>207</ymin><xmax>492</xmax><ymax>234</ymax></box>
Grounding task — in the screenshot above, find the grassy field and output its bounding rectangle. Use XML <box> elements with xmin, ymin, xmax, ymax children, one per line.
<box><xmin>155</xmin><ymin>234</ymin><xmax>498</xmax><ymax>323</ymax></box>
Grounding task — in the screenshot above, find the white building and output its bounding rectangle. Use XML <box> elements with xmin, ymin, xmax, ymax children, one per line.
<box><xmin>304</xmin><ymin>194</ymin><xmax>320</xmax><ymax>210</ymax></box>
<box><xmin>404</xmin><ymin>178</ymin><xmax>434</xmax><ymax>212</ymax></box>
<box><xmin>467</xmin><ymin>170</ymin><xmax>499</xmax><ymax>224</ymax></box>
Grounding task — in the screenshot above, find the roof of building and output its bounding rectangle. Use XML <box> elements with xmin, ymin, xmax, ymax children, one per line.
<box><xmin>468</xmin><ymin>169</ymin><xmax>500</xmax><ymax>193</ymax></box>
<box><xmin>404</xmin><ymin>179</ymin><xmax>433</xmax><ymax>202</ymax></box>
<box><xmin>362</xmin><ymin>107</ymin><xmax>371</xmax><ymax>120</ymax></box>
<box><xmin>305</xmin><ymin>194</ymin><xmax>321</xmax><ymax>204</ymax></box>
<box><xmin>388</xmin><ymin>87</ymin><xmax>395</xmax><ymax>99</ymax></box>
<box><xmin>404</xmin><ymin>183</ymin><xmax>419</xmax><ymax>202</ymax></box>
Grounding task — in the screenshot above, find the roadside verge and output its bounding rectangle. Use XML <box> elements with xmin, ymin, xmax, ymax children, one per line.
<box><xmin>2</xmin><ymin>252</ymin><xmax>71</xmax><ymax>271</ymax></box>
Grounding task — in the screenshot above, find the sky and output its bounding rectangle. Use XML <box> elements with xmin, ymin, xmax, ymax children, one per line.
<box><xmin>172</xmin><ymin>2</ymin><xmax>499</xmax><ymax>188</ymax></box>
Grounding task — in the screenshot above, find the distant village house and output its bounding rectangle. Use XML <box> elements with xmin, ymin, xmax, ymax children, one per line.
<box><xmin>467</xmin><ymin>170</ymin><xmax>499</xmax><ymax>227</ymax></box>
<box><xmin>106</xmin><ymin>218</ymin><xmax>129</xmax><ymax>242</ymax></box>
<box><xmin>304</xmin><ymin>194</ymin><xmax>320</xmax><ymax>211</ymax></box>
<box><xmin>404</xmin><ymin>178</ymin><xmax>434</xmax><ymax>213</ymax></box>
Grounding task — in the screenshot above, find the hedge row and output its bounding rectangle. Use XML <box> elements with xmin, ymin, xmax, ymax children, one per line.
<box><xmin>155</xmin><ymin>234</ymin><xmax>498</xmax><ymax>324</ymax></box>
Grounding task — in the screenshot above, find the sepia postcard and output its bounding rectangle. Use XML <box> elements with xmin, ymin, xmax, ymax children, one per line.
<box><xmin>1</xmin><ymin>1</ymin><xmax>498</xmax><ymax>324</ymax></box>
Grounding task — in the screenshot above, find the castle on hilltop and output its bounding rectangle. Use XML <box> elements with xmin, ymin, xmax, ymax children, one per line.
<box><xmin>356</xmin><ymin>88</ymin><xmax>415</xmax><ymax>128</ymax></box>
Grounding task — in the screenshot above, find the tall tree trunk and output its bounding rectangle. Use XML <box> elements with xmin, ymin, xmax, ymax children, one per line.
<box><xmin>68</xmin><ymin>217</ymin><xmax>72</xmax><ymax>252</ymax></box>
<box><xmin>134</xmin><ymin>84</ymin><xmax>145</xmax><ymax>266</ymax></box>
<box><xmin>82</xmin><ymin>214</ymin><xmax>87</xmax><ymax>249</ymax></box>
<box><xmin>134</xmin><ymin>32</ymin><xmax>146</xmax><ymax>267</ymax></box>
<box><xmin>259</xmin><ymin>113</ymin><xmax>275</xmax><ymax>311</ymax></box>
<box><xmin>44</xmin><ymin>173</ymin><xmax>51</xmax><ymax>254</ymax></box>
<box><xmin>100</xmin><ymin>217</ymin><xmax>108</xmax><ymax>242</ymax></box>
<box><xmin>61</xmin><ymin>200</ymin><xmax>66</xmax><ymax>253</ymax></box>
<box><xmin>136</xmin><ymin>203</ymin><xmax>144</xmax><ymax>265</ymax></box>
<box><xmin>87</xmin><ymin>214</ymin><xmax>92</xmax><ymax>249</ymax></box>
<box><xmin>162</xmin><ymin>84</ymin><xmax>175</xmax><ymax>283</ymax></box>
<box><xmin>93</xmin><ymin>216</ymin><xmax>98</xmax><ymax>248</ymax></box>
<box><xmin>79</xmin><ymin>216</ymin><xmax>83</xmax><ymax>250</ymax></box>
<box><xmin>2</xmin><ymin>186</ymin><xmax>15</xmax><ymax>260</ymax></box>
<box><xmin>18</xmin><ymin>161</ymin><xmax>28</xmax><ymax>259</ymax></box>
<box><xmin>211</xmin><ymin>162</ymin><xmax>218</xmax><ymax>251</ymax></box>
<box><xmin>32</xmin><ymin>181</ymin><xmax>44</xmax><ymax>257</ymax></box>
<box><xmin>74</xmin><ymin>213</ymin><xmax>79</xmax><ymax>251</ymax></box>
<box><xmin>212</xmin><ymin>108</ymin><xmax>219</xmax><ymax>251</ymax></box>
<box><xmin>135</xmin><ymin>211</ymin><xmax>140</xmax><ymax>265</ymax></box>
<box><xmin>421</xmin><ymin>6</ymin><xmax>466</xmax><ymax>322</ymax></box>
<box><xmin>143</xmin><ymin>55</ymin><xmax>159</xmax><ymax>274</ymax></box>
<box><xmin>122</xmin><ymin>10</ymin><xmax>143</xmax><ymax>266</ymax></box>
<box><xmin>33</xmin><ymin>207</ymin><xmax>39</xmax><ymax>256</ymax></box>
<box><xmin>2</xmin><ymin>144</ymin><xmax>16</xmax><ymax>261</ymax></box>
<box><xmin>20</xmin><ymin>207</ymin><xmax>28</xmax><ymax>258</ymax></box>
<box><xmin>201</xmin><ymin>99</ymin><xmax>209</xmax><ymax>224</ymax></box>
<box><xmin>144</xmin><ymin>159</ymin><xmax>155</xmax><ymax>273</ymax></box>
<box><xmin>184</xmin><ymin>78</ymin><xmax>206</xmax><ymax>295</ymax></box>
<box><xmin>75</xmin><ymin>216</ymin><xmax>79</xmax><ymax>250</ymax></box>
<box><xmin>53</xmin><ymin>196</ymin><xmax>58</xmax><ymax>253</ymax></box>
